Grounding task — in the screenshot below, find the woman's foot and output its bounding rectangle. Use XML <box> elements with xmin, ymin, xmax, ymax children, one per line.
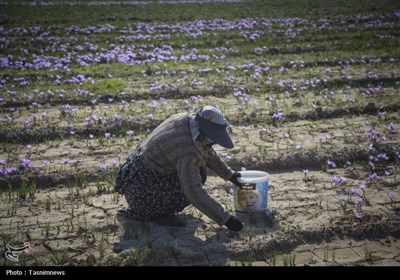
<box><xmin>117</xmin><ymin>208</ymin><xmax>185</xmax><ymax>227</ymax></box>
<box><xmin>152</xmin><ymin>214</ymin><xmax>185</xmax><ymax>227</ymax></box>
<box><xmin>117</xmin><ymin>207</ymin><xmax>132</xmax><ymax>215</ymax></box>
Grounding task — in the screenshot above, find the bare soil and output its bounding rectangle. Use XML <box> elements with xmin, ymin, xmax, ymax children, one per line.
<box><xmin>1</xmin><ymin>114</ymin><xmax>399</xmax><ymax>266</ymax></box>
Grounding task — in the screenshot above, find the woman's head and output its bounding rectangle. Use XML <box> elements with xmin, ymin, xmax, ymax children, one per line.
<box><xmin>237</xmin><ymin>190</ymin><xmax>260</xmax><ymax>211</ymax></box>
<box><xmin>195</xmin><ymin>106</ymin><xmax>233</xmax><ymax>148</ymax></box>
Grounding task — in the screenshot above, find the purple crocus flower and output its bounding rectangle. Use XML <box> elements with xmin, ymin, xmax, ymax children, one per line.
<box><xmin>22</xmin><ymin>119</ymin><xmax>30</xmax><ymax>127</ymax></box>
<box><xmin>114</xmin><ymin>114</ymin><xmax>121</xmax><ymax>121</ymax></box>
<box><xmin>0</xmin><ymin>167</ymin><xmax>19</xmax><ymax>175</ymax></box>
<box><xmin>21</xmin><ymin>158</ymin><xmax>31</xmax><ymax>168</ymax></box>
<box><xmin>368</xmin><ymin>173</ymin><xmax>378</xmax><ymax>180</ymax></box>
<box><xmin>99</xmin><ymin>163</ymin><xmax>108</xmax><ymax>169</ymax></box>
<box><xmin>221</xmin><ymin>152</ymin><xmax>231</xmax><ymax>159</ymax></box>
<box><xmin>272</xmin><ymin>108</ymin><xmax>283</xmax><ymax>120</ymax></box>
<box><xmin>378</xmin><ymin>111</ymin><xmax>387</xmax><ymax>119</ymax></box>
<box><xmin>146</xmin><ymin>114</ymin><xmax>154</xmax><ymax>120</ymax></box>
<box><xmin>332</xmin><ymin>175</ymin><xmax>346</xmax><ymax>185</ymax></box>
<box><xmin>327</xmin><ymin>160</ymin><xmax>336</xmax><ymax>168</ymax></box>
<box><xmin>388</xmin><ymin>123</ymin><xmax>395</xmax><ymax>132</ymax></box>
<box><xmin>348</xmin><ymin>188</ymin><xmax>358</xmax><ymax>196</ymax></box>
<box><xmin>359</xmin><ymin>184</ymin><xmax>367</xmax><ymax>191</ymax></box>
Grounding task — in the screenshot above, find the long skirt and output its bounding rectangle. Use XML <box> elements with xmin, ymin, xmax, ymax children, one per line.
<box><xmin>115</xmin><ymin>147</ymin><xmax>192</xmax><ymax>221</ymax></box>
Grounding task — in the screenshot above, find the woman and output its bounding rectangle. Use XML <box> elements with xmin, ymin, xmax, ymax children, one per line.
<box><xmin>115</xmin><ymin>105</ymin><xmax>243</xmax><ymax>232</ymax></box>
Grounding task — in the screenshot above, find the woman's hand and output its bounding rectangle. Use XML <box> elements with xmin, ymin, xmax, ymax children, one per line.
<box><xmin>229</xmin><ymin>171</ymin><xmax>243</xmax><ymax>188</ymax></box>
<box><xmin>225</xmin><ymin>216</ymin><xmax>243</xmax><ymax>232</ymax></box>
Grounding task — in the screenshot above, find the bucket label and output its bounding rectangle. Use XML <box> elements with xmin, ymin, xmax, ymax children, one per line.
<box><xmin>234</xmin><ymin>182</ymin><xmax>268</xmax><ymax>213</ymax></box>
<box><xmin>237</xmin><ymin>189</ymin><xmax>260</xmax><ymax>211</ymax></box>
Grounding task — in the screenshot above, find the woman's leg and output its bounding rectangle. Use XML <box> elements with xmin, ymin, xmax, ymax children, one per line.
<box><xmin>124</xmin><ymin>170</ymin><xmax>190</xmax><ymax>221</ymax></box>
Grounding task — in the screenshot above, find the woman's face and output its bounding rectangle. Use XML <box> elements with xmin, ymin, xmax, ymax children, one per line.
<box><xmin>199</xmin><ymin>133</ymin><xmax>215</xmax><ymax>147</ymax></box>
<box><xmin>204</xmin><ymin>137</ymin><xmax>215</xmax><ymax>147</ymax></box>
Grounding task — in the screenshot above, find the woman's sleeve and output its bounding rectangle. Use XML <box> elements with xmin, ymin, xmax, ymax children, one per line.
<box><xmin>206</xmin><ymin>149</ymin><xmax>234</xmax><ymax>180</ymax></box>
<box><xmin>177</xmin><ymin>157</ymin><xmax>231</xmax><ymax>226</ymax></box>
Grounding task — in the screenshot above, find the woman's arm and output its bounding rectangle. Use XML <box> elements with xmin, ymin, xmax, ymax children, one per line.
<box><xmin>206</xmin><ymin>149</ymin><xmax>235</xmax><ymax>180</ymax></box>
<box><xmin>177</xmin><ymin>156</ymin><xmax>231</xmax><ymax>226</ymax></box>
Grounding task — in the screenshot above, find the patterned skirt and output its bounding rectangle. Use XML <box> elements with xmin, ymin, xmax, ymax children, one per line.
<box><xmin>114</xmin><ymin>146</ymin><xmax>191</xmax><ymax>221</ymax></box>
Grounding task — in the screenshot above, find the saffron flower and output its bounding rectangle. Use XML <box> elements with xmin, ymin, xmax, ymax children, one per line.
<box><xmin>126</xmin><ymin>130</ymin><xmax>134</xmax><ymax>136</ymax></box>
<box><xmin>368</xmin><ymin>173</ymin><xmax>378</xmax><ymax>180</ymax></box>
<box><xmin>99</xmin><ymin>163</ymin><xmax>108</xmax><ymax>169</ymax></box>
<box><xmin>355</xmin><ymin>197</ymin><xmax>363</xmax><ymax>205</ymax></box>
<box><xmin>332</xmin><ymin>175</ymin><xmax>346</xmax><ymax>186</ymax></box>
<box><xmin>348</xmin><ymin>188</ymin><xmax>358</xmax><ymax>196</ymax></box>
<box><xmin>354</xmin><ymin>212</ymin><xmax>362</xmax><ymax>220</ymax></box>
<box><xmin>388</xmin><ymin>123</ymin><xmax>395</xmax><ymax>132</ymax></box>
<box><xmin>327</xmin><ymin>160</ymin><xmax>336</xmax><ymax>168</ymax></box>
<box><xmin>21</xmin><ymin>158</ymin><xmax>31</xmax><ymax>168</ymax></box>
<box><xmin>359</xmin><ymin>184</ymin><xmax>367</xmax><ymax>191</ymax></box>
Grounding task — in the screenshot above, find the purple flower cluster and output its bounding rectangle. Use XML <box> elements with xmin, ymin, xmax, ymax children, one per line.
<box><xmin>332</xmin><ymin>175</ymin><xmax>346</xmax><ymax>186</ymax></box>
<box><xmin>0</xmin><ymin>167</ymin><xmax>19</xmax><ymax>176</ymax></box>
<box><xmin>272</xmin><ymin>108</ymin><xmax>283</xmax><ymax>120</ymax></box>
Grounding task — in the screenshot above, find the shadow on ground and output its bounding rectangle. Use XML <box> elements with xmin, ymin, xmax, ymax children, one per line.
<box><xmin>113</xmin><ymin>210</ymin><xmax>280</xmax><ymax>266</ymax></box>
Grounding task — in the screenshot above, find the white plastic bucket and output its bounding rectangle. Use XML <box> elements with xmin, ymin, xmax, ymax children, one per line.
<box><xmin>232</xmin><ymin>170</ymin><xmax>270</xmax><ymax>213</ymax></box>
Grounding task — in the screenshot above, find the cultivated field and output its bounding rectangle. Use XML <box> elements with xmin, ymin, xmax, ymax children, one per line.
<box><xmin>1</xmin><ymin>0</ymin><xmax>400</xmax><ymax>266</ymax></box>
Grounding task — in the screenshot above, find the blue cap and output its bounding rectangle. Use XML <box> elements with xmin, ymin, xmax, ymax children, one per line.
<box><xmin>195</xmin><ymin>106</ymin><xmax>234</xmax><ymax>149</ymax></box>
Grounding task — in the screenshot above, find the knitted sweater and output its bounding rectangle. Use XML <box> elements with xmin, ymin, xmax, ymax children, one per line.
<box><xmin>139</xmin><ymin>113</ymin><xmax>234</xmax><ymax>226</ymax></box>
